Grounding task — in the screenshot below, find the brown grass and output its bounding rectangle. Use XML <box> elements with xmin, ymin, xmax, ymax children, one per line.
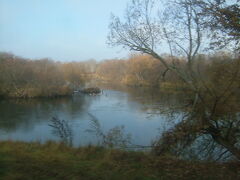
<box><xmin>0</xmin><ymin>141</ymin><xmax>239</xmax><ymax>180</ymax></box>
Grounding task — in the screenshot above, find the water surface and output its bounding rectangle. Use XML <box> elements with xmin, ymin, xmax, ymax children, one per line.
<box><xmin>0</xmin><ymin>88</ymin><xmax>182</xmax><ymax>147</ymax></box>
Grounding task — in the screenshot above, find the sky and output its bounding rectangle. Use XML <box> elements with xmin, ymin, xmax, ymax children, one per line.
<box><xmin>0</xmin><ymin>0</ymin><xmax>130</xmax><ymax>61</ymax></box>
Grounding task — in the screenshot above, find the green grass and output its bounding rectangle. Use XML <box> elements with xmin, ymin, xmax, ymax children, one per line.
<box><xmin>0</xmin><ymin>141</ymin><xmax>239</xmax><ymax>180</ymax></box>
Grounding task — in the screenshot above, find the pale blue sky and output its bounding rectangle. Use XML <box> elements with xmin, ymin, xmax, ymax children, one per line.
<box><xmin>0</xmin><ymin>0</ymin><xmax>130</xmax><ymax>61</ymax></box>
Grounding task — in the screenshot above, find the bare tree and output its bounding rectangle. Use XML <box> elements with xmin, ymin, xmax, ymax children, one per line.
<box><xmin>108</xmin><ymin>0</ymin><xmax>204</xmax><ymax>87</ymax></box>
<box><xmin>108</xmin><ymin>0</ymin><xmax>240</xmax><ymax>160</ymax></box>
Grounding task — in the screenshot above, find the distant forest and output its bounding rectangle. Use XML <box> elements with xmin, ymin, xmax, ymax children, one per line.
<box><xmin>0</xmin><ymin>51</ymin><xmax>239</xmax><ymax>98</ymax></box>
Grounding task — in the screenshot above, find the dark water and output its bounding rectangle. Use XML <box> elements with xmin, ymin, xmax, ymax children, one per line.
<box><xmin>0</xmin><ymin>88</ymin><xmax>183</xmax><ymax>147</ymax></box>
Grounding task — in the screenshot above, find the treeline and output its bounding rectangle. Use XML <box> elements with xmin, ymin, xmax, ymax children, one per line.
<box><xmin>96</xmin><ymin>54</ymin><xmax>181</xmax><ymax>87</ymax></box>
<box><xmin>0</xmin><ymin>51</ymin><xmax>239</xmax><ymax>98</ymax></box>
<box><xmin>95</xmin><ymin>53</ymin><xmax>240</xmax><ymax>89</ymax></box>
<box><xmin>0</xmin><ymin>52</ymin><xmax>96</xmax><ymax>98</ymax></box>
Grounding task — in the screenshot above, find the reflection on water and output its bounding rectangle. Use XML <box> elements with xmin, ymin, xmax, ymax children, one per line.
<box><xmin>0</xmin><ymin>88</ymin><xmax>183</xmax><ymax>147</ymax></box>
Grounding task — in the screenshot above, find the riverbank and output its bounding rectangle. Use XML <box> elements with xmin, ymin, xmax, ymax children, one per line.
<box><xmin>0</xmin><ymin>141</ymin><xmax>239</xmax><ymax>180</ymax></box>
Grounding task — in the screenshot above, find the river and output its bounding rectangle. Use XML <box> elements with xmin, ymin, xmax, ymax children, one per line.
<box><xmin>0</xmin><ymin>87</ymin><xmax>183</xmax><ymax>147</ymax></box>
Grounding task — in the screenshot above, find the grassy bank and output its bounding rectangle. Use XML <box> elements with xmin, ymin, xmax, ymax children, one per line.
<box><xmin>0</xmin><ymin>141</ymin><xmax>239</xmax><ymax>180</ymax></box>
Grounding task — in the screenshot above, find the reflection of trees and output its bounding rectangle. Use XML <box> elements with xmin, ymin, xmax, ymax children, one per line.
<box><xmin>0</xmin><ymin>96</ymin><xmax>92</xmax><ymax>132</ymax></box>
<box><xmin>98</xmin><ymin>84</ymin><xmax>185</xmax><ymax>120</ymax></box>
<box><xmin>128</xmin><ymin>88</ymin><xmax>183</xmax><ymax>105</ymax></box>
<box><xmin>123</xmin><ymin>87</ymin><xmax>185</xmax><ymax>117</ymax></box>
<box><xmin>99</xmin><ymin>84</ymin><xmax>185</xmax><ymax>108</ymax></box>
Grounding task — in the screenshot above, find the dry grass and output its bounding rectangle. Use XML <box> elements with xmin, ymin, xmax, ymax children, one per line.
<box><xmin>0</xmin><ymin>141</ymin><xmax>239</xmax><ymax>180</ymax></box>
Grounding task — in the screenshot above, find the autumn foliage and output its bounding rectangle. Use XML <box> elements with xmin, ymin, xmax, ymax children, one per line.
<box><xmin>96</xmin><ymin>54</ymin><xmax>182</xmax><ymax>87</ymax></box>
<box><xmin>0</xmin><ymin>52</ymin><xmax>95</xmax><ymax>98</ymax></box>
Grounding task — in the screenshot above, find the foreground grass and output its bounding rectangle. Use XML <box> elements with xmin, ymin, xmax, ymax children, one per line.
<box><xmin>0</xmin><ymin>141</ymin><xmax>239</xmax><ymax>180</ymax></box>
